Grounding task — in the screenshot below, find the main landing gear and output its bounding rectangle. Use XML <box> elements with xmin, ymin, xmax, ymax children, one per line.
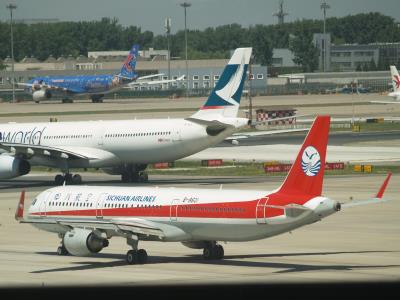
<box><xmin>126</xmin><ymin>235</ymin><xmax>148</xmax><ymax>264</ymax></box>
<box><xmin>61</xmin><ymin>98</ymin><xmax>73</xmax><ymax>103</ymax></box>
<box><xmin>120</xmin><ymin>164</ymin><xmax>149</xmax><ymax>183</ymax></box>
<box><xmin>91</xmin><ymin>95</ymin><xmax>104</xmax><ymax>103</ymax></box>
<box><xmin>57</xmin><ymin>237</ymin><xmax>69</xmax><ymax>256</ymax></box>
<box><xmin>121</xmin><ymin>171</ymin><xmax>148</xmax><ymax>183</ymax></box>
<box><xmin>203</xmin><ymin>242</ymin><xmax>224</xmax><ymax>260</ymax></box>
<box><xmin>54</xmin><ymin>173</ymin><xmax>82</xmax><ymax>185</ymax></box>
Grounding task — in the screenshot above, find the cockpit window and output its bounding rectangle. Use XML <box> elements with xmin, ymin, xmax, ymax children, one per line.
<box><xmin>32</xmin><ymin>198</ymin><xmax>37</xmax><ymax>206</ymax></box>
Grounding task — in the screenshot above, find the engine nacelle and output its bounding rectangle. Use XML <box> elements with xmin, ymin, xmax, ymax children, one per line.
<box><xmin>0</xmin><ymin>156</ymin><xmax>31</xmax><ymax>179</ymax></box>
<box><xmin>32</xmin><ymin>89</ymin><xmax>52</xmax><ymax>102</ymax></box>
<box><xmin>63</xmin><ymin>228</ymin><xmax>109</xmax><ymax>256</ymax></box>
<box><xmin>181</xmin><ymin>241</ymin><xmax>210</xmax><ymax>249</ymax></box>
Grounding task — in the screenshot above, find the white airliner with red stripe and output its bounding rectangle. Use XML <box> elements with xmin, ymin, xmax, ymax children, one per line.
<box><xmin>15</xmin><ymin>115</ymin><xmax>392</xmax><ymax>264</ymax></box>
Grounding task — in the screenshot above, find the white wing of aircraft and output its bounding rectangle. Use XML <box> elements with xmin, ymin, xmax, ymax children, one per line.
<box><xmin>225</xmin><ymin>114</ymin><xmax>310</xmax><ymax>144</ymax></box>
<box><xmin>125</xmin><ymin>74</ymin><xmax>185</xmax><ymax>88</ymax></box>
<box><xmin>15</xmin><ymin>116</ymin><xmax>393</xmax><ymax>264</ymax></box>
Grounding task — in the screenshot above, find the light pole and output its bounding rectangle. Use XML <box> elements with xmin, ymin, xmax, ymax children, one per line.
<box><xmin>248</xmin><ymin>54</ymin><xmax>254</xmax><ymax>128</ymax></box>
<box><xmin>7</xmin><ymin>3</ymin><xmax>17</xmax><ymax>103</ymax></box>
<box><xmin>320</xmin><ymin>1</ymin><xmax>330</xmax><ymax>72</ymax></box>
<box><xmin>164</xmin><ymin>17</ymin><xmax>171</xmax><ymax>90</ymax></box>
<box><xmin>180</xmin><ymin>1</ymin><xmax>191</xmax><ymax>99</ymax></box>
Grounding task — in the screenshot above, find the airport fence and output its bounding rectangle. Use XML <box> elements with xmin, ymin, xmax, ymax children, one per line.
<box><xmin>0</xmin><ymin>77</ymin><xmax>392</xmax><ymax>102</ymax></box>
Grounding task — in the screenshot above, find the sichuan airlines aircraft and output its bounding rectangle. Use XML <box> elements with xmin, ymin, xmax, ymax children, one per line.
<box><xmin>15</xmin><ymin>115</ymin><xmax>392</xmax><ymax>264</ymax></box>
<box><xmin>371</xmin><ymin>65</ymin><xmax>400</xmax><ymax>104</ymax></box>
<box><xmin>0</xmin><ymin>47</ymin><xmax>252</xmax><ymax>184</ymax></box>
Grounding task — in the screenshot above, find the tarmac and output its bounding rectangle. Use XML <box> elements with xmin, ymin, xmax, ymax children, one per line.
<box><xmin>0</xmin><ymin>93</ymin><xmax>399</xmax><ymax>287</ymax></box>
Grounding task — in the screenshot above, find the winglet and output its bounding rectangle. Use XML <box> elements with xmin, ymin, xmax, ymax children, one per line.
<box><xmin>15</xmin><ymin>190</ymin><xmax>25</xmax><ymax>221</ymax></box>
<box><xmin>375</xmin><ymin>172</ymin><xmax>392</xmax><ymax>199</ymax></box>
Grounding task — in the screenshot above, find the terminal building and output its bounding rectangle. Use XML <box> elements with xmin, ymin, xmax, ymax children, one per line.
<box><xmin>271</xmin><ymin>33</ymin><xmax>400</xmax><ymax>73</ymax></box>
<box><xmin>0</xmin><ymin>48</ymin><xmax>268</xmax><ymax>95</ymax></box>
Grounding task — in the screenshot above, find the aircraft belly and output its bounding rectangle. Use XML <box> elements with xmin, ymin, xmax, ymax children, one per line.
<box><xmin>162</xmin><ymin>214</ymin><xmax>319</xmax><ymax>242</ymax></box>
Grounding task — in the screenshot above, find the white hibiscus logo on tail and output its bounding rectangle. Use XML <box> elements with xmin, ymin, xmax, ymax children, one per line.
<box><xmin>301</xmin><ymin>146</ymin><xmax>321</xmax><ymax>176</ymax></box>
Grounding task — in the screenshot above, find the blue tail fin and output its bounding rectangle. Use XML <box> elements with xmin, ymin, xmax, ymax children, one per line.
<box><xmin>119</xmin><ymin>44</ymin><xmax>139</xmax><ymax>79</ymax></box>
<box><xmin>191</xmin><ymin>47</ymin><xmax>252</xmax><ymax>119</ymax></box>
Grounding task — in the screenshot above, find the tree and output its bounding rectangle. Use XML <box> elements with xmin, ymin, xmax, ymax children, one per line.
<box><xmin>289</xmin><ymin>30</ymin><xmax>319</xmax><ymax>72</ymax></box>
<box><xmin>249</xmin><ymin>25</ymin><xmax>273</xmax><ymax>66</ymax></box>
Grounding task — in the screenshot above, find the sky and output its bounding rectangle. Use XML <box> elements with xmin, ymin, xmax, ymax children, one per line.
<box><xmin>1</xmin><ymin>0</ymin><xmax>399</xmax><ymax>35</ymax></box>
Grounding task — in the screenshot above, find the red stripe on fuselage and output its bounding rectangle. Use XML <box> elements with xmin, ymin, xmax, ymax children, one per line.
<box><xmin>30</xmin><ymin>199</ymin><xmax>286</xmax><ymax>219</ymax></box>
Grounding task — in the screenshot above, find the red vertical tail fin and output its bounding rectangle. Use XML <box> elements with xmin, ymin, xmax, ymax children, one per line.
<box><xmin>277</xmin><ymin>116</ymin><xmax>330</xmax><ymax>197</ymax></box>
<box><xmin>15</xmin><ymin>190</ymin><xmax>25</xmax><ymax>221</ymax></box>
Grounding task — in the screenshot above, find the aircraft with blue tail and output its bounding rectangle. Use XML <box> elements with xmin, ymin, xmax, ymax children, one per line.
<box><xmin>18</xmin><ymin>44</ymin><xmax>176</xmax><ymax>103</ymax></box>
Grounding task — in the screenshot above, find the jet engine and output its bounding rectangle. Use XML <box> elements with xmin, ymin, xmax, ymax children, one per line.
<box><xmin>32</xmin><ymin>90</ymin><xmax>52</xmax><ymax>102</ymax></box>
<box><xmin>0</xmin><ymin>156</ymin><xmax>31</xmax><ymax>179</ymax></box>
<box><xmin>63</xmin><ymin>228</ymin><xmax>109</xmax><ymax>256</ymax></box>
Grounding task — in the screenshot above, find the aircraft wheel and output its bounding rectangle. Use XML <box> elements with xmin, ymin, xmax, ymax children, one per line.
<box><xmin>121</xmin><ymin>173</ymin><xmax>130</xmax><ymax>183</ymax></box>
<box><xmin>72</xmin><ymin>174</ymin><xmax>82</xmax><ymax>184</ymax></box>
<box><xmin>54</xmin><ymin>174</ymin><xmax>64</xmax><ymax>185</ymax></box>
<box><xmin>57</xmin><ymin>246</ymin><xmax>68</xmax><ymax>256</ymax></box>
<box><xmin>215</xmin><ymin>245</ymin><xmax>224</xmax><ymax>260</ymax></box>
<box><xmin>137</xmin><ymin>249</ymin><xmax>148</xmax><ymax>264</ymax></box>
<box><xmin>126</xmin><ymin>250</ymin><xmax>138</xmax><ymax>264</ymax></box>
<box><xmin>65</xmin><ymin>174</ymin><xmax>73</xmax><ymax>184</ymax></box>
<box><xmin>139</xmin><ymin>172</ymin><xmax>148</xmax><ymax>183</ymax></box>
<box><xmin>203</xmin><ymin>247</ymin><xmax>212</xmax><ymax>260</ymax></box>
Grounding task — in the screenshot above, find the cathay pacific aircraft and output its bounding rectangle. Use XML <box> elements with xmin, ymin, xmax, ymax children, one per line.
<box><xmin>0</xmin><ymin>47</ymin><xmax>253</xmax><ymax>184</ymax></box>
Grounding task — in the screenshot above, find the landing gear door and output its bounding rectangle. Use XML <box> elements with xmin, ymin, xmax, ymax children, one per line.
<box><xmin>170</xmin><ymin>199</ymin><xmax>180</xmax><ymax>221</ymax></box>
<box><xmin>256</xmin><ymin>197</ymin><xmax>269</xmax><ymax>224</ymax></box>
<box><xmin>96</xmin><ymin>193</ymin><xmax>108</xmax><ymax>219</ymax></box>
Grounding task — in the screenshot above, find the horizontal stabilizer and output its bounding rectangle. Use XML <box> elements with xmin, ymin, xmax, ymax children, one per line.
<box><xmin>341</xmin><ymin>172</ymin><xmax>392</xmax><ymax>208</ymax></box>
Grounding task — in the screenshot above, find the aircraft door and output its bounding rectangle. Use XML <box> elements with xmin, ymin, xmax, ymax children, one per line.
<box><xmin>170</xmin><ymin>199</ymin><xmax>180</xmax><ymax>221</ymax></box>
<box><xmin>96</xmin><ymin>193</ymin><xmax>108</xmax><ymax>219</ymax></box>
<box><xmin>39</xmin><ymin>191</ymin><xmax>52</xmax><ymax>217</ymax></box>
<box><xmin>256</xmin><ymin>197</ymin><xmax>269</xmax><ymax>224</ymax></box>
<box><xmin>96</xmin><ymin>121</ymin><xmax>104</xmax><ymax>146</ymax></box>
<box><xmin>172</xmin><ymin>129</ymin><xmax>182</xmax><ymax>143</ymax></box>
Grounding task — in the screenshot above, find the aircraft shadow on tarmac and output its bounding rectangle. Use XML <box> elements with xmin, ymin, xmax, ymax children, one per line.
<box><xmin>31</xmin><ymin>250</ymin><xmax>400</xmax><ymax>274</ymax></box>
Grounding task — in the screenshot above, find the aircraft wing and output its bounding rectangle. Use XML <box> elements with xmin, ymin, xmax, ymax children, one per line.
<box><xmin>0</xmin><ymin>143</ymin><xmax>115</xmax><ymax>161</ymax></box>
<box><xmin>340</xmin><ymin>173</ymin><xmax>392</xmax><ymax>208</ymax></box>
<box><xmin>369</xmin><ymin>101</ymin><xmax>400</xmax><ymax>104</ymax></box>
<box><xmin>58</xmin><ymin>218</ymin><xmax>165</xmax><ymax>238</ymax></box>
<box><xmin>226</xmin><ymin>128</ymin><xmax>309</xmax><ymax>140</ymax></box>
<box><xmin>125</xmin><ymin>75</ymin><xmax>185</xmax><ymax>88</ymax></box>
